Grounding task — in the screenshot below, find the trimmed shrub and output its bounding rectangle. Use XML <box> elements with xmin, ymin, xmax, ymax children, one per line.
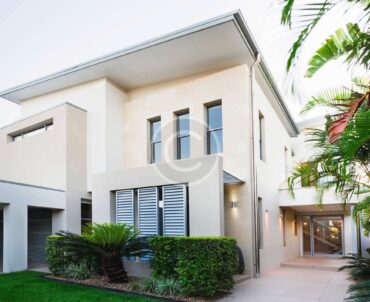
<box><xmin>149</xmin><ymin>236</ymin><xmax>237</xmax><ymax>298</ymax></box>
<box><xmin>45</xmin><ymin>235</ymin><xmax>70</xmax><ymax>275</ymax></box>
<box><xmin>45</xmin><ymin>235</ymin><xmax>101</xmax><ymax>276</ymax></box>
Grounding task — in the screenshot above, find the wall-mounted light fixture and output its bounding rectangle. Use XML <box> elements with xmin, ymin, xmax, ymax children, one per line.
<box><xmin>231</xmin><ymin>201</ymin><xmax>238</xmax><ymax>208</ymax></box>
<box><xmin>265</xmin><ymin>209</ymin><xmax>269</xmax><ymax>213</ymax></box>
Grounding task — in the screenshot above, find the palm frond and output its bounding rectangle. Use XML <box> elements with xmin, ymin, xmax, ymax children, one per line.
<box><xmin>306</xmin><ymin>23</ymin><xmax>370</xmax><ymax>77</ymax></box>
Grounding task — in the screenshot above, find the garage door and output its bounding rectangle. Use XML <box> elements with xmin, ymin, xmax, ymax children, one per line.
<box><xmin>28</xmin><ymin>207</ymin><xmax>52</xmax><ymax>266</ymax></box>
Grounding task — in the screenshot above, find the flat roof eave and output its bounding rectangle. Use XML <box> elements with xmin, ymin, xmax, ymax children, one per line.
<box><xmin>0</xmin><ymin>10</ymin><xmax>299</xmax><ymax>136</ymax></box>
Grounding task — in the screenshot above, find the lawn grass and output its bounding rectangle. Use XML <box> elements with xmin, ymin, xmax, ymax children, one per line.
<box><xmin>0</xmin><ymin>271</ymin><xmax>159</xmax><ymax>302</ymax></box>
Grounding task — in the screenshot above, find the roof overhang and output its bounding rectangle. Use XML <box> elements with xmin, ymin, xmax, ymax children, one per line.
<box><xmin>0</xmin><ymin>10</ymin><xmax>299</xmax><ymax>136</ymax></box>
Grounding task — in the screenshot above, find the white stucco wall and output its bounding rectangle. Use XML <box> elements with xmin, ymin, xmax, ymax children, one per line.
<box><xmin>254</xmin><ymin>77</ymin><xmax>300</xmax><ymax>272</ymax></box>
<box><xmin>0</xmin><ymin>181</ymin><xmax>65</xmax><ymax>272</ymax></box>
<box><xmin>93</xmin><ymin>155</ymin><xmax>224</xmax><ymax>237</ymax></box>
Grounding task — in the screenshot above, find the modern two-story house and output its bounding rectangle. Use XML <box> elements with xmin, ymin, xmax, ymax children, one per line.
<box><xmin>0</xmin><ymin>11</ymin><xmax>363</xmax><ymax>275</ymax></box>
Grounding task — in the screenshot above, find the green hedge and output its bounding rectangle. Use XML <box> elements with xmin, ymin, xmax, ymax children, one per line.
<box><xmin>45</xmin><ymin>235</ymin><xmax>101</xmax><ymax>276</ymax></box>
<box><xmin>149</xmin><ymin>236</ymin><xmax>237</xmax><ymax>298</ymax></box>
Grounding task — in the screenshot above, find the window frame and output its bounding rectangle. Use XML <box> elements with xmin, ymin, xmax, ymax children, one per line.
<box><xmin>149</xmin><ymin>118</ymin><xmax>161</xmax><ymax>164</ymax></box>
<box><xmin>258</xmin><ymin>112</ymin><xmax>265</xmax><ymax>161</ymax></box>
<box><xmin>176</xmin><ymin>111</ymin><xmax>190</xmax><ymax>160</ymax></box>
<box><xmin>81</xmin><ymin>199</ymin><xmax>92</xmax><ymax>232</ymax></box>
<box><xmin>206</xmin><ymin>103</ymin><xmax>223</xmax><ymax>155</ymax></box>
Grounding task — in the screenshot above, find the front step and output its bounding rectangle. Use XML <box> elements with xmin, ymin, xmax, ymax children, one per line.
<box><xmin>234</xmin><ymin>274</ymin><xmax>251</xmax><ymax>283</ymax></box>
<box><xmin>281</xmin><ymin>262</ymin><xmax>338</xmax><ymax>271</ymax></box>
<box><xmin>281</xmin><ymin>257</ymin><xmax>346</xmax><ymax>271</ymax></box>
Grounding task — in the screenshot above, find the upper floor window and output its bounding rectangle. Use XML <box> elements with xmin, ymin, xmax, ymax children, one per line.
<box><xmin>9</xmin><ymin>119</ymin><xmax>53</xmax><ymax>143</ymax></box>
<box><xmin>207</xmin><ymin>103</ymin><xmax>223</xmax><ymax>154</ymax></box>
<box><xmin>258</xmin><ymin>112</ymin><xmax>265</xmax><ymax>161</ymax></box>
<box><xmin>176</xmin><ymin>112</ymin><xmax>190</xmax><ymax>160</ymax></box>
<box><xmin>150</xmin><ymin>119</ymin><xmax>161</xmax><ymax>164</ymax></box>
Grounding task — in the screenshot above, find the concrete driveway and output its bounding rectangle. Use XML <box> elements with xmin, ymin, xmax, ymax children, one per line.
<box><xmin>221</xmin><ymin>267</ymin><xmax>351</xmax><ymax>302</ymax></box>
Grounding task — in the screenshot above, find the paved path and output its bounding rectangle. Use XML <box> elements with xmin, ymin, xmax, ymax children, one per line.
<box><xmin>220</xmin><ymin>267</ymin><xmax>351</xmax><ymax>302</ymax></box>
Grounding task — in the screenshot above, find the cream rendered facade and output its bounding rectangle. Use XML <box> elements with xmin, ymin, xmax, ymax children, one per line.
<box><xmin>0</xmin><ymin>11</ymin><xmax>361</xmax><ymax>275</ymax></box>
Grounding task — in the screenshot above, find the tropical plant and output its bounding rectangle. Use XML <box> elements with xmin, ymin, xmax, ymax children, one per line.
<box><xmin>281</xmin><ymin>0</ymin><xmax>370</xmax><ymax>74</ymax></box>
<box><xmin>346</xmin><ymin>279</ymin><xmax>370</xmax><ymax>301</ymax></box>
<box><xmin>129</xmin><ymin>277</ymin><xmax>182</xmax><ymax>297</ymax></box>
<box><xmin>55</xmin><ymin>223</ymin><xmax>147</xmax><ymax>283</ymax></box>
<box><xmin>288</xmin><ymin>80</ymin><xmax>370</xmax><ymax>191</ymax></box>
<box><xmin>339</xmin><ymin>253</ymin><xmax>370</xmax><ymax>280</ymax></box>
<box><xmin>288</xmin><ymin>78</ymin><xmax>370</xmax><ymax>230</ymax></box>
<box><xmin>64</xmin><ymin>261</ymin><xmax>90</xmax><ymax>280</ymax></box>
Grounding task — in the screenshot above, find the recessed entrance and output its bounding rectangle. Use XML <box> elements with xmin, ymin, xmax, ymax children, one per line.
<box><xmin>302</xmin><ymin>215</ymin><xmax>343</xmax><ymax>256</ymax></box>
<box><xmin>28</xmin><ymin>207</ymin><xmax>52</xmax><ymax>268</ymax></box>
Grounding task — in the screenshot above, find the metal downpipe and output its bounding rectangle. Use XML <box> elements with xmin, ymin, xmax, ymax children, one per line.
<box><xmin>250</xmin><ymin>53</ymin><xmax>261</xmax><ymax>278</ymax></box>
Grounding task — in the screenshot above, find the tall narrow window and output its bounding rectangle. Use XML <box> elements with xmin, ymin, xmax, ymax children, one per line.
<box><xmin>150</xmin><ymin>119</ymin><xmax>161</xmax><ymax>164</ymax></box>
<box><xmin>207</xmin><ymin>104</ymin><xmax>223</xmax><ymax>154</ymax></box>
<box><xmin>257</xmin><ymin>197</ymin><xmax>264</xmax><ymax>249</ymax></box>
<box><xmin>282</xmin><ymin>209</ymin><xmax>287</xmax><ymax>247</ymax></box>
<box><xmin>258</xmin><ymin>112</ymin><xmax>265</xmax><ymax>161</ymax></box>
<box><xmin>81</xmin><ymin>199</ymin><xmax>92</xmax><ymax>232</ymax></box>
<box><xmin>176</xmin><ymin>112</ymin><xmax>190</xmax><ymax>160</ymax></box>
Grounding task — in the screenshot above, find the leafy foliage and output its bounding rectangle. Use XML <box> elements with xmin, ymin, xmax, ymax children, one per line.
<box><xmin>46</xmin><ymin>235</ymin><xmax>67</xmax><ymax>275</ymax></box>
<box><xmin>346</xmin><ymin>279</ymin><xmax>370</xmax><ymax>301</ymax></box>
<box><xmin>149</xmin><ymin>236</ymin><xmax>238</xmax><ymax>298</ymax></box>
<box><xmin>306</xmin><ymin>23</ymin><xmax>370</xmax><ymax>78</ymax></box>
<box><xmin>340</xmin><ymin>254</ymin><xmax>370</xmax><ymax>280</ymax></box>
<box><xmin>281</xmin><ymin>0</ymin><xmax>370</xmax><ymax>73</ymax></box>
<box><xmin>129</xmin><ymin>277</ymin><xmax>182</xmax><ymax>297</ymax></box>
<box><xmin>54</xmin><ymin>223</ymin><xmax>148</xmax><ymax>283</ymax></box>
<box><xmin>340</xmin><ymin>253</ymin><xmax>370</xmax><ymax>301</ymax></box>
<box><xmin>64</xmin><ymin>261</ymin><xmax>90</xmax><ymax>280</ymax></box>
<box><xmin>288</xmin><ymin>79</ymin><xmax>370</xmax><ymax>232</ymax></box>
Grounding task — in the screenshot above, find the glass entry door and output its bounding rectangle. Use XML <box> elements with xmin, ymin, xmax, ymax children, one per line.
<box><xmin>302</xmin><ymin>215</ymin><xmax>343</xmax><ymax>256</ymax></box>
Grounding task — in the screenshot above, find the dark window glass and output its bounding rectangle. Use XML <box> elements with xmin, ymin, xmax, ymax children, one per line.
<box><xmin>176</xmin><ymin>113</ymin><xmax>190</xmax><ymax>159</ymax></box>
<box><xmin>150</xmin><ymin>120</ymin><xmax>161</xmax><ymax>163</ymax></box>
<box><xmin>259</xmin><ymin>113</ymin><xmax>265</xmax><ymax>160</ymax></box>
<box><xmin>207</xmin><ymin>104</ymin><xmax>223</xmax><ymax>154</ymax></box>
<box><xmin>81</xmin><ymin>200</ymin><xmax>92</xmax><ymax>231</ymax></box>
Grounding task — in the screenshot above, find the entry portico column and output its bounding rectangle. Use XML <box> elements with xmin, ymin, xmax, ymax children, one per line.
<box><xmin>3</xmin><ymin>203</ymin><xmax>28</xmax><ymax>272</ymax></box>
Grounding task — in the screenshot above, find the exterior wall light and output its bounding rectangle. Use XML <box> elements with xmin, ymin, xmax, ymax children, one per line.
<box><xmin>231</xmin><ymin>201</ymin><xmax>238</xmax><ymax>208</ymax></box>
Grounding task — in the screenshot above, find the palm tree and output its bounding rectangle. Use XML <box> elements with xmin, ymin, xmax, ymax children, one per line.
<box><xmin>281</xmin><ymin>0</ymin><xmax>370</xmax><ymax>74</ymax></box>
<box><xmin>56</xmin><ymin>223</ymin><xmax>147</xmax><ymax>283</ymax></box>
<box><xmin>281</xmin><ymin>1</ymin><xmax>370</xmax><ymax>231</ymax></box>
<box><xmin>288</xmin><ymin>78</ymin><xmax>370</xmax><ymax>230</ymax></box>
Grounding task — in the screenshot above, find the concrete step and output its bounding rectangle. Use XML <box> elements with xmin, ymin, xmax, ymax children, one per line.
<box><xmin>281</xmin><ymin>262</ymin><xmax>338</xmax><ymax>271</ymax></box>
<box><xmin>281</xmin><ymin>257</ymin><xmax>346</xmax><ymax>271</ymax></box>
<box><xmin>234</xmin><ymin>274</ymin><xmax>251</xmax><ymax>283</ymax></box>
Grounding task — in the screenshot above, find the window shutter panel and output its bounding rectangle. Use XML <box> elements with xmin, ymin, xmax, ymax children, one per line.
<box><xmin>163</xmin><ymin>184</ymin><xmax>187</xmax><ymax>236</ymax></box>
<box><xmin>116</xmin><ymin>189</ymin><xmax>134</xmax><ymax>226</ymax></box>
<box><xmin>138</xmin><ymin>187</ymin><xmax>159</xmax><ymax>236</ymax></box>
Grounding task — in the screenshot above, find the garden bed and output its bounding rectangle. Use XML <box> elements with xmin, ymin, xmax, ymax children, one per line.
<box><xmin>46</xmin><ymin>274</ymin><xmax>215</xmax><ymax>302</ymax></box>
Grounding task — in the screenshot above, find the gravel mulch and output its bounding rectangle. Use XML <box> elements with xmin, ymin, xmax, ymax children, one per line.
<box><xmin>46</xmin><ymin>275</ymin><xmax>216</xmax><ymax>302</ymax></box>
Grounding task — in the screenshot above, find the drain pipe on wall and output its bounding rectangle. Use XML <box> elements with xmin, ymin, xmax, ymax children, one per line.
<box><xmin>250</xmin><ymin>53</ymin><xmax>261</xmax><ymax>278</ymax></box>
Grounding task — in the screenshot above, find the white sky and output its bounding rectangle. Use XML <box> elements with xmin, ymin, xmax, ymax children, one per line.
<box><xmin>0</xmin><ymin>0</ymin><xmax>363</xmax><ymax>127</ymax></box>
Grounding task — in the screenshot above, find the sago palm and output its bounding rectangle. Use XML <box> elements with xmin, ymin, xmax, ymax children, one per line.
<box><xmin>56</xmin><ymin>223</ymin><xmax>147</xmax><ymax>283</ymax></box>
